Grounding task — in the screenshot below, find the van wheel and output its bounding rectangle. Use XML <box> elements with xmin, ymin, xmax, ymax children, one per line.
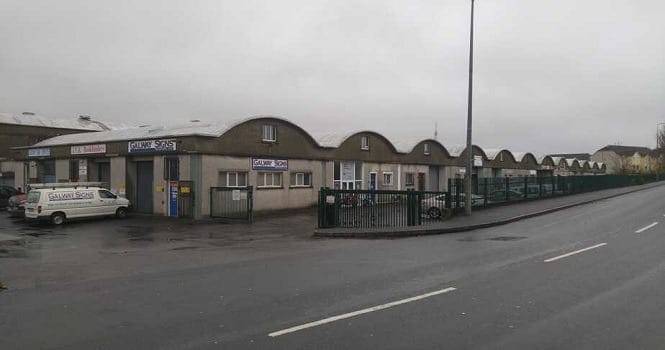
<box><xmin>116</xmin><ymin>207</ymin><xmax>128</xmax><ymax>219</ymax></box>
<box><xmin>51</xmin><ymin>212</ymin><xmax>66</xmax><ymax>225</ymax></box>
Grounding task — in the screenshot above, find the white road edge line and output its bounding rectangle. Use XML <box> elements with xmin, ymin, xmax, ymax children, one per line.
<box><xmin>635</xmin><ymin>222</ymin><xmax>658</xmax><ymax>233</ymax></box>
<box><xmin>544</xmin><ymin>243</ymin><xmax>608</xmax><ymax>263</ymax></box>
<box><xmin>268</xmin><ymin>287</ymin><xmax>457</xmax><ymax>337</ymax></box>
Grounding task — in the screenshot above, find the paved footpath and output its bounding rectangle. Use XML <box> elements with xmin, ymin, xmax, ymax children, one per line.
<box><xmin>315</xmin><ymin>181</ymin><xmax>665</xmax><ymax>238</ymax></box>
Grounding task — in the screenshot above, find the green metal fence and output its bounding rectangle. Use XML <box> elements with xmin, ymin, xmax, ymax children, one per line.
<box><xmin>210</xmin><ymin>186</ymin><xmax>253</xmax><ymax>222</ymax></box>
<box><xmin>318</xmin><ymin>174</ymin><xmax>661</xmax><ymax>229</ymax></box>
<box><xmin>317</xmin><ymin>189</ymin><xmax>427</xmax><ymax>229</ymax></box>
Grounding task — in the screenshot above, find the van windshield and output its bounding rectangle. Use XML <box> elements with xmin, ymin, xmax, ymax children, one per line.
<box><xmin>27</xmin><ymin>191</ymin><xmax>41</xmax><ymax>203</ymax></box>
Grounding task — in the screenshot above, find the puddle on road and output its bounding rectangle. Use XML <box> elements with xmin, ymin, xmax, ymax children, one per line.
<box><xmin>487</xmin><ymin>236</ymin><xmax>527</xmax><ymax>241</ymax></box>
<box><xmin>170</xmin><ymin>246</ymin><xmax>199</xmax><ymax>251</ymax></box>
<box><xmin>118</xmin><ymin>225</ymin><xmax>155</xmax><ymax>242</ymax></box>
<box><xmin>457</xmin><ymin>235</ymin><xmax>528</xmax><ymax>242</ymax></box>
<box><xmin>16</xmin><ymin>227</ymin><xmax>56</xmax><ymax>237</ymax></box>
<box><xmin>0</xmin><ymin>247</ymin><xmax>28</xmax><ymax>258</ymax></box>
<box><xmin>128</xmin><ymin>236</ymin><xmax>154</xmax><ymax>242</ymax></box>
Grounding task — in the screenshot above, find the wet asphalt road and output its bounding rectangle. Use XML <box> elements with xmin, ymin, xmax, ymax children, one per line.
<box><xmin>2</xmin><ymin>185</ymin><xmax>665</xmax><ymax>349</ymax></box>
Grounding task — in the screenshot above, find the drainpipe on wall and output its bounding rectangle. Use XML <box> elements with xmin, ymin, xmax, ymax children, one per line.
<box><xmin>397</xmin><ymin>164</ymin><xmax>402</xmax><ymax>190</ymax></box>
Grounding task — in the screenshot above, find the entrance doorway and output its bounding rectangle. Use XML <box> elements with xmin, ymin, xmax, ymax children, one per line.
<box><xmin>369</xmin><ymin>172</ymin><xmax>377</xmax><ymax>190</ymax></box>
<box><xmin>417</xmin><ymin>173</ymin><xmax>426</xmax><ymax>191</ymax></box>
<box><xmin>341</xmin><ymin>181</ymin><xmax>355</xmax><ymax>190</ymax></box>
<box><xmin>135</xmin><ymin>161</ymin><xmax>153</xmax><ymax>213</ymax></box>
<box><xmin>98</xmin><ymin>162</ymin><xmax>110</xmax><ymax>185</ymax></box>
<box><xmin>428</xmin><ymin>166</ymin><xmax>439</xmax><ymax>191</ymax></box>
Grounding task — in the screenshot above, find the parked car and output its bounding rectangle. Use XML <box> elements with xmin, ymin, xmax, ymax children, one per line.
<box><xmin>24</xmin><ymin>184</ymin><xmax>130</xmax><ymax>225</ymax></box>
<box><xmin>421</xmin><ymin>193</ymin><xmax>483</xmax><ymax>219</ymax></box>
<box><xmin>488</xmin><ymin>189</ymin><xmax>524</xmax><ymax>203</ymax></box>
<box><xmin>0</xmin><ymin>186</ymin><xmax>20</xmax><ymax>210</ymax></box>
<box><xmin>7</xmin><ymin>193</ymin><xmax>27</xmax><ymax>218</ymax></box>
<box><xmin>510</xmin><ymin>185</ymin><xmax>546</xmax><ymax>198</ymax></box>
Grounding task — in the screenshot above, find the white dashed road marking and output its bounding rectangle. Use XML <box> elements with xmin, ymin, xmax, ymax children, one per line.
<box><xmin>635</xmin><ymin>222</ymin><xmax>658</xmax><ymax>234</ymax></box>
<box><xmin>269</xmin><ymin>287</ymin><xmax>457</xmax><ymax>337</ymax></box>
<box><xmin>544</xmin><ymin>243</ymin><xmax>608</xmax><ymax>263</ymax></box>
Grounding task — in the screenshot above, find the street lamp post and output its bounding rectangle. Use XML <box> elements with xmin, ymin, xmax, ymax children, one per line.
<box><xmin>465</xmin><ymin>0</ymin><xmax>475</xmax><ymax>216</ymax></box>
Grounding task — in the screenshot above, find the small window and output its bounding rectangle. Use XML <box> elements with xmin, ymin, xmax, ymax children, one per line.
<box><xmin>290</xmin><ymin>172</ymin><xmax>312</xmax><ymax>187</ymax></box>
<box><xmin>164</xmin><ymin>157</ymin><xmax>179</xmax><ymax>181</ymax></box>
<box><xmin>405</xmin><ymin>172</ymin><xmax>415</xmax><ymax>186</ymax></box>
<box><xmin>27</xmin><ymin>191</ymin><xmax>41</xmax><ymax>203</ymax></box>
<box><xmin>424</xmin><ymin>143</ymin><xmax>430</xmax><ymax>155</ymax></box>
<box><xmin>219</xmin><ymin>172</ymin><xmax>248</xmax><ymax>187</ymax></box>
<box><xmin>98</xmin><ymin>190</ymin><xmax>117</xmax><ymax>199</ymax></box>
<box><xmin>361</xmin><ymin>136</ymin><xmax>369</xmax><ymax>150</ymax></box>
<box><xmin>258</xmin><ymin>172</ymin><xmax>282</xmax><ymax>188</ymax></box>
<box><xmin>262</xmin><ymin>125</ymin><xmax>277</xmax><ymax>142</ymax></box>
<box><xmin>383</xmin><ymin>172</ymin><xmax>393</xmax><ymax>186</ymax></box>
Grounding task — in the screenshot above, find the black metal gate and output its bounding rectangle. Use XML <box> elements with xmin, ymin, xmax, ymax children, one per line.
<box><xmin>210</xmin><ymin>186</ymin><xmax>253</xmax><ymax>222</ymax></box>
<box><xmin>178</xmin><ymin>181</ymin><xmax>194</xmax><ymax>218</ymax></box>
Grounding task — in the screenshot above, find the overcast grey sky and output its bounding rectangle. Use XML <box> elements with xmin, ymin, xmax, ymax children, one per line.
<box><xmin>1</xmin><ymin>0</ymin><xmax>663</xmax><ymax>154</ymax></box>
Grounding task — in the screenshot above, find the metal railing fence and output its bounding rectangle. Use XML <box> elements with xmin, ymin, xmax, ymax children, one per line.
<box><xmin>318</xmin><ymin>174</ymin><xmax>661</xmax><ymax>229</ymax></box>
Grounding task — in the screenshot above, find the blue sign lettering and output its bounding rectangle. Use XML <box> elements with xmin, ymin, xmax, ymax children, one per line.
<box><xmin>251</xmin><ymin>158</ymin><xmax>288</xmax><ymax>171</ymax></box>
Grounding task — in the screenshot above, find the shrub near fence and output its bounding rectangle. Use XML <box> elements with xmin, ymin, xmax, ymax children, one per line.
<box><xmin>318</xmin><ymin>174</ymin><xmax>661</xmax><ymax>229</ymax></box>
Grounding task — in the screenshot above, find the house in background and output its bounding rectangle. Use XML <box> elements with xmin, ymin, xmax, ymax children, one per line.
<box><xmin>591</xmin><ymin>145</ymin><xmax>653</xmax><ymax>174</ymax></box>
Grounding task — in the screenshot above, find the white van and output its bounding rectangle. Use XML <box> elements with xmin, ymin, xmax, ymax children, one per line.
<box><xmin>24</xmin><ymin>183</ymin><xmax>131</xmax><ymax>225</ymax></box>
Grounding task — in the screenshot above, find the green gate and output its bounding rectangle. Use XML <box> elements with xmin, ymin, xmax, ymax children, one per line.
<box><xmin>210</xmin><ymin>186</ymin><xmax>253</xmax><ymax>222</ymax></box>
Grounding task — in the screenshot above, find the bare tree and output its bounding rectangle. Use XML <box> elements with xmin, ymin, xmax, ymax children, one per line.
<box><xmin>658</xmin><ymin>127</ymin><xmax>665</xmax><ymax>148</ymax></box>
<box><xmin>655</xmin><ymin>127</ymin><xmax>665</xmax><ymax>173</ymax></box>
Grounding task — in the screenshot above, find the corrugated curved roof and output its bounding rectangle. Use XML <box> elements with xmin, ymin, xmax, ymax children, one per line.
<box><xmin>30</xmin><ymin>115</ymin><xmax>324</xmax><ymax>148</ymax></box>
<box><xmin>0</xmin><ymin>112</ymin><xmax>126</xmax><ymax>131</ymax></box>
<box><xmin>565</xmin><ymin>158</ymin><xmax>580</xmax><ymax>167</ymax></box>
<box><xmin>31</xmin><ymin>120</ymin><xmax>234</xmax><ymax>147</ymax></box>
<box><xmin>310</xmin><ymin>131</ymin><xmax>358</xmax><ymax>148</ymax></box>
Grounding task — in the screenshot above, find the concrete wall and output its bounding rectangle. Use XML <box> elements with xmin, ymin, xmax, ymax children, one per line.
<box><xmin>178</xmin><ymin>155</ymin><xmax>191</xmax><ymax>181</ymax></box>
<box><xmin>0</xmin><ymin>161</ymin><xmax>26</xmax><ymax>189</ymax></box>
<box><xmin>190</xmin><ymin>154</ymin><xmax>203</xmax><ymax>219</ymax></box>
<box><xmin>153</xmin><ymin>156</ymin><xmax>166</xmax><ymax>216</ymax></box>
<box><xmin>396</xmin><ymin>164</ymin><xmax>429</xmax><ymax>190</ymax></box>
<box><xmin>362</xmin><ymin>163</ymin><xmax>401</xmax><ymax>190</ymax></box>
<box><xmin>110</xmin><ymin>157</ymin><xmax>126</xmax><ymax>196</ymax></box>
<box><xmin>55</xmin><ymin>159</ymin><xmax>69</xmax><ymax>182</ymax></box>
<box><xmin>591</xmin><ymin>151</ymin><xmax>621</xmax><ymax>174</ymax></box>
<box><xmin>200</xmin><ymin>155</ymin><xmax>325</xmax><ymax>215</ymax></box>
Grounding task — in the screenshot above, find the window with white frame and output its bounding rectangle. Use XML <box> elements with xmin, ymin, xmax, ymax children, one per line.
<box><xmin>361</xmin><ymin>136</ymin><xmax>369</xmax><ymax>150</ymax></box>
<box><xmin>333</xmin><ymin>161</ymin><xmax>363</xmax><ymax>189</ymax></box>
<box><xmin>262</xmin><ymin>124</ymin><xmax>277</xmax><ymax>142</ymax></box>
<box><xmin>219</xmin><ymin>171</ymin><xmax>248</xmax><ymax>187</ymax></box>
<box><xmin>424</xmin><ymin>143</ymin><xmax>430</xmax><ymax>155</ymax></box>
<box><xmin>383</xmin><ymin>172</ymin><xmax>393</xmax><ymax>186</ymax></box>
<box><xmin>290</xmin><ymin>172</ymin><xmax>312</xmax><ymax>187</ymax></box>
<box><xmin>258</xmin><ymin>172</ymin><xmax>282</xmax><ymax>188</ymax></box>
<box><xmin>405</xmin><ymin>172</ymin><xmax>415</xmax><ymax>186</ymax></box>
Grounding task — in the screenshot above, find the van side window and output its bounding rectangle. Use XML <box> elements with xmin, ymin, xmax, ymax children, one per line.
<box><xmin>98</xmin><ymin>190</ymin><xmax>117</xmax><ymax>199</ymax></box>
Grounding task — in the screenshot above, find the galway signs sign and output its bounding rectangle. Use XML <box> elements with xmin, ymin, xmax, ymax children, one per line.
<box><xmin>128</xmin><ymin>139</ymin><xmax>177</xmax><ymax>153</ymax></box>
<box><xmin>251</xmin><ymin>158</ymin><xmax>288</xmax><ymax>171</ymax></box>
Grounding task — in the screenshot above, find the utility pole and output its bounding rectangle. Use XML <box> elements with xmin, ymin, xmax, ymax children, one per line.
<box><xmin>465</xmin><ymin>0</ymin><xmax>475</xmax><ymax>216</ymax></box>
